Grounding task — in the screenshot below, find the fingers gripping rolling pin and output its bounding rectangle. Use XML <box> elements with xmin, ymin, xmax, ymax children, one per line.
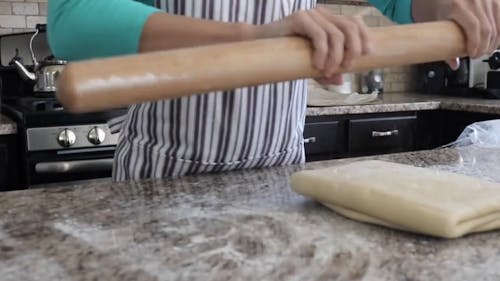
<box><xmin>57</xmin><ymin>21</ymin><xmax>466</xmax><ymax>113</ymax></box>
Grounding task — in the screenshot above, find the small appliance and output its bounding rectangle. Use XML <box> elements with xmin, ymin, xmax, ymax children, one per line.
<box><xmin>417</xmin><ymin>51</ymin><xmax>500</xmax><ymax>99</ymax></box>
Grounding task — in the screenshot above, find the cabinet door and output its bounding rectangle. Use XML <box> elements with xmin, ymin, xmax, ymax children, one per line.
<box><xmin>416</xmin><ymin>111</ymin><xmax>442</xmax><ymax>150</ymax></box>
<box><xmin>0</xmin><ymin>135</ymin><xmax>21</xmax><ymax>190</ymax></box>
<box><xmin>303</xmin><ymin>121</ymin><xmax>342</xmax><ymax>157</ymax></box>
<box><xmin>439</xmin><ymin>111</ymin><xmax>500</xmax><ymax>146</ymax></box>
<box><xmin>348</xmin><ymin>115</ymin><xmax>417</xmax><ymax>155</ymax></box>
<box><xmin>0</xmin><ymin>143</ymin><xmax>7</xmax><ymax>187</ymax></box>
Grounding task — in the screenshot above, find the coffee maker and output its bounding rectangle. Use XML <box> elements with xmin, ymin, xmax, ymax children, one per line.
<box><xmin>484</xmin><ymin>51</ymin><xmax>500</xmax><ymax>90</ymax></box>
<box><xmin>417</xmin><ymin>51</ymin><xmax>500</xmax><ymax>99</ymax></box>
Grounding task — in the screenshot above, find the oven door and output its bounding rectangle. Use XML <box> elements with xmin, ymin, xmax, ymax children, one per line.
<box><xmin>27</xmin><ymin>146</ymin><xmax>115</xmax><ymax>187</ymax></box>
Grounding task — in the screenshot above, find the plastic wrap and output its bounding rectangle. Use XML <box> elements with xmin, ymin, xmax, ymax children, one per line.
<box><xmin>443</xmin><ymin>119</ymin><xmax>500</xmax><ymax>148</ymax></box>
<box><xmin>430</xmin><ymin>146</ymin><xmax>500</xmax><ymax>183</ymax></box>
<box><xmin>433</xmin><ymin>120</ymin><xmax>500</xmax><ymax>182</ymax></box>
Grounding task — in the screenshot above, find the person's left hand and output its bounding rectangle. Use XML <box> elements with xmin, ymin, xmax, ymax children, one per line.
<box><xmin>315</xmin><ymin>8</ymin><xmax>373</xmax><ymax>85</ymax></box>
<box><xmin>415</xmin><ymin>0</ymin><xmax>500</xmax><ymax>69</ymax></box>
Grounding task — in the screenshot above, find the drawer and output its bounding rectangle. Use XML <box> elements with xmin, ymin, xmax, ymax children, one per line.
<box><xmin>0</xmin><ymin>143</ymin><xmax>6</xmax><ymax>187</ymax></box>
<box><xmin>348</xmin><ymin>116</ymin><xmax>417</xmax><ymax>154</ymax></box>
<box><xmin>303</xmin><ymin>121</ymin><xmax>341</xmax><ymax>156</ymax></box>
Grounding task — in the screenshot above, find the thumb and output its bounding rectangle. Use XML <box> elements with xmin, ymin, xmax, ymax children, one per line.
<box><xmin>315</xmin><ymin>75</ymin><xmax>344</xmax><ymax>86</ymax></box>
<box><xmin>446</xmin><ymin>57</ymin><xmax>461</xmax><ymax>70</ymax></box>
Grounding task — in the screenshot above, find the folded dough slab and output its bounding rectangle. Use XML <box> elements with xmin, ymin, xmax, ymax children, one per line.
<box><xmin>290</xmin><ymin>160</ymin><xmax>500</xmax><ymax>238</ymax></box>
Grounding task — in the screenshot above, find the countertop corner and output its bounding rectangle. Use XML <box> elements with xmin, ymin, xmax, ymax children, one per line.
<box><xmin>306</xmin><ymin>92</ymin><xmax>500</xmax><ymax>116</ymax></box>
<box><xmin>1</xmin><ymin>146</ymin><xmax>500</xmax><ymax>280</ymax></box>
<box><xmin>0</xmin><ymin>114</ymin><xmax>17</xmax><ymax>135</ymax></box>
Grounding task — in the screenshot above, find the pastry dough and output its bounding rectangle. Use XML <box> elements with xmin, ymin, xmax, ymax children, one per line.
<box><xmin>290</xmin><ymin>160</ymin><xmax>500</xmax><ymax>238</ymax></box>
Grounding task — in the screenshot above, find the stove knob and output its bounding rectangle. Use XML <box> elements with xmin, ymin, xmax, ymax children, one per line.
<box><xmin>57</xmin><ymin>129</ymin><xmax>76</xmax><ymax>148</ymax></box>
<box><xmin>87</xmin><ymin>127</ymin><xmax>106</xmax><ymax>145</ymax></box>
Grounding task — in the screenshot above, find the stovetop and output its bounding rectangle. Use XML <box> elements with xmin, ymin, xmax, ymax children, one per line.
<box><xmin>1</xmin><ymin>66</ymin><xmax>128</xmax><ymax>127</ymax></box>
<box><xmin>11</xmin><ymin>96</ymin><xmax>62</xmax><ymax>112</ymax></box>
<box><xmin>0</xmin><ymin>30</ymin><xmax>128</xmax><ymax>128</ymax></box>
<box><xmin>2</xmin><ymin>97</ymin><xmax>128</xmax><ymax>128</ymax></box>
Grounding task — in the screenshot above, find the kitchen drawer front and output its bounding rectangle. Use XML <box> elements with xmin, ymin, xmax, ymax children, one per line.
<box><xmin>348</xmin><ymin>116</ymin><xmax>417</xmax><ymax>154</ymax></box>
<box><xmin>0</xmin><ymin>143</ymin><xmax>6</xmax><ymax>187</ymax></box>
<box><xmin>303</xmin><ymin>121</ymin><xmax>342</xmax><ymax>156</ymax></box>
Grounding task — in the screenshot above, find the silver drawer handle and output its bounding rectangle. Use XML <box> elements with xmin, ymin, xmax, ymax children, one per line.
<box><xmin>304</xmin><ymin>137</ymin><xmax>317</xmax><ymax>144</ymax></box>
<box><xmin>372</xmin><ymin>130</ymin><xmax>399</xmax><ymax>138</ymax></box>
<box><xmin>35</xmin><ymin>159</ymin><xmax>113</xmax><ymax>174</ymax></box>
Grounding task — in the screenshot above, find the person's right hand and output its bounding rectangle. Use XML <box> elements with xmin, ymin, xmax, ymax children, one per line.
<box><xmin>412</xmin><ymin>0</ymin><xmax>500</xmax><ymax>70</ymax></box>
<box><xmin>254</xmin><ymin>6</ymin><xmax>373</xmax><ymax>85</ymax></box>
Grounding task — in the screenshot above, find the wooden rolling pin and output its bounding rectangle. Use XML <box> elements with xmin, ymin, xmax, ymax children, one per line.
<box><xmin>57</xmin><ymin>21</ymin><xmax>466</xmax><ymax>113</ymax></box>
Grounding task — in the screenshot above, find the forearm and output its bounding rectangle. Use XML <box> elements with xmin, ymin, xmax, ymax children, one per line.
<box><xmin>411</xmin><ymin>0</ymin><xmax>446</xmax><ymax>22</ymax></box>
<box><xmin>48</xmin><ymin>0</ymin><xmax>159</xmax><ymax>61</ymax></box>
<box><xmin>411</xmin><ymin>0</ymin><xmax>500</xmax><ymax>58</ymax></box>
<box><xmin>49</xmin><ymin>0</ymin><xmax>277</xmax><ymax>59</ymax></box>
<box><xmin>139</xmin><ymin>13</ymin><xmax>257</xmax><ymax>52</ymax></box>
<box><xmin>368</xmin><ymin>0</ymin><xmax>414</xmax><ymax>24</ymax></box>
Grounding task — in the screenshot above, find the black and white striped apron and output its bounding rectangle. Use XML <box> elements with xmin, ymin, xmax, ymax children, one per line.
<box><xmin>112</xmin><ymin>0</ymin><xmax>316</xmax><ymax>181</ymax></box>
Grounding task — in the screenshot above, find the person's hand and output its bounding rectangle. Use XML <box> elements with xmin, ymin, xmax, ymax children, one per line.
<box><xmin>414</xmin><ymin>0</ymin><xmax>500</xmax><ymax>69</ymax></box>
<box><xmin>254</xmin><ymin>6</ymin><xmax>373</xmax><ymax>85</ymax></box>
<box><xmin>442</xmin><ymin>0</ymin><xmax>500</xmax><ymax>58</ymax></box>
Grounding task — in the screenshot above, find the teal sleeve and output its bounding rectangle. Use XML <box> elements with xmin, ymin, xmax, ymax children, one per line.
<box><xmin>368</xmin><ymin>0</ymin><xmax>414</xmax><ymax>24</ymax></box>
<box><xmin>48</xmin><ymin>0</ymin><xmax>159</xmax><ymax>61</ymax></box>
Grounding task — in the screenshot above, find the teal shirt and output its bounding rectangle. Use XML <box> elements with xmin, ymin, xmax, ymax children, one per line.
<box><xmin>369</xmin><ymin>0</ymin><xmax>414</xmax><ymax>24</ymax></box>
<box><xmin>48</xmin><ymin>0</ymin><xmax>159</xmax><ymax>61</ymax></box>
<box><xmin>48</xmin><ymin>0</ymin><xmax>413</xmax><ymax>61</ymax></box>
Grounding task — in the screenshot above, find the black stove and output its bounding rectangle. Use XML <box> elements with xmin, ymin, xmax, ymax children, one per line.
<box><xmin>3</xmin><ymin>96</ymin><xmax>125</xmax><ymax>127</ymax></box>
<box><xmin>1</xmin><ymin>30</ymin><xmax>127</xmax><ymax>189</ymax></box>
<box><xmin>1</xmin><ymin>98</ymin><xmax>126</xmax><ymax>188</ymax></box>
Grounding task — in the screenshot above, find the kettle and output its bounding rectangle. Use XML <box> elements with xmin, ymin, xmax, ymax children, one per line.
<box><xmin>360</xmin><ymin>69</ymin><xmax>384</xmax><ymax>94</ymax></box>
<box><xmin>10</xmin><ymin>24</ymin><xmax>66</xmax><ymax>93</ymax></box>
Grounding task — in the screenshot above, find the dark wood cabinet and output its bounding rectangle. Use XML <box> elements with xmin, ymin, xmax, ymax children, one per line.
<box><xmin>347</xmin><ymin>115</ymin><xmax>416</xmax><ymax>156</ymax></box>
<box><xmin>415</xmin><ymin>110</ymin><xmax>442</xmax><ymax>150</ymax></box>
<box><xmin>303</xmin><ymin>120</ymin><xmax>342</xmax><ymax>155</ymax></box>
<box><xmin>416</xmin><ymin>110</ymin><xmax>500</xmax><ymax>149</ymax></box>
<box><xmin>303</xmin><ymin>116</ymin><xmax>345</xmax><ymax>161</ymax></box>
<box><xmin>304</xmin><ymin>112</ymin><xmax>418</xmax><ymax>161</ymax></box>
<box><xmin>0</xmin><ymin>134</ymin><xmax>20</xmax><ymax>190</ymax></box>
<box><xmin>0</xmin><ymin>142</ymin><xmax>7</xmax><ymax>186</ymax></box>
<box><xmin>438</xmin><ymin>111</ymin><xmax>500</xmax><ymax>146</ymax></box>
<box><xmin>305</xmin><ymin>109</ymin><xmax>500</xmax><ymax>162</ymax></box>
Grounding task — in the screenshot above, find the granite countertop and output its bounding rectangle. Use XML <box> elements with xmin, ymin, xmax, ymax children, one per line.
<box><xmin>0</xmin><ymin>114</ymin><xmax>17</xmax><ymax>135</ymax></box>
<box><xmin>1</xmin><ymin>146</ymin><xmax>500</xmax><ymax>280</ymax></box>
<box><xmin>306</xmin><ymin>92</ymin><xmax>500</xmax><ymax>116</ymax></box>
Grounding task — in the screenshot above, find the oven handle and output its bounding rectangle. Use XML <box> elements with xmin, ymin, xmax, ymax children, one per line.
<box><xmin>35</xmin><ymin>159</ymin><xmax>113</xmax><ymax>174</ymax></box>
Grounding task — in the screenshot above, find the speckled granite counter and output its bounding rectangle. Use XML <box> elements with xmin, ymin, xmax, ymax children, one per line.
<box><xmin>0</xmin><ymin>114</ymin><xmax>16</xmax><ymax>135</ymax></box>
<box><xmin>1</xmin><ymin>146</ymin><xmax>500</xmax><ymax>280</ymax></box>
<box><xmin>307</xmin><ymin>93</ymin><xmax>500</xmax><ymax>116</ymax></box>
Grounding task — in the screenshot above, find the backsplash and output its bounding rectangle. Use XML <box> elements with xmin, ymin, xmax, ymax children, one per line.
<box><xmin>0</xmin><ymin>0</ymin><xmax>47</xmax><ymax>35</ymax></box>
<box><xmin>0</xmin><ymin>1</ymin><xmax>415</xmax><ymax>93</ymax></box>
<box><xmin>319</xmin><ymin>3</ymin><xmax>417</xmax><ymax>93</ymax></box>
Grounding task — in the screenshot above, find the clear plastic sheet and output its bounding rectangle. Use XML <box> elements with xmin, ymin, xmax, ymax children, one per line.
<box><xmin>430</xmin><ymin>146</ymin><xmax>500</xmax><ymax>183</ymax></box>
<box><xmin>434</xmin><ymin>120</ymin><xmax>500</xmax><ymax>182</ymax></box>
<box><xmin>443</xmin><ymin>119</ymin><xmax>500</xmax><ymax>149</ymax></box>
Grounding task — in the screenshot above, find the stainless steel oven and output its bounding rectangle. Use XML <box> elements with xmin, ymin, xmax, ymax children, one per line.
<box><xmin>25</xmin><ymin>123</ymin><xmax>119</xmax><ymax>186</ymax></box>
<box><xmin>2</xmin><ymin>102</ymin><xmax>127</xmax><ymax>188</ymax></box>
<box><xmin>1</xmin><ymin>28</ymin><xmax>127</xmax><ymax>189</ymax></box>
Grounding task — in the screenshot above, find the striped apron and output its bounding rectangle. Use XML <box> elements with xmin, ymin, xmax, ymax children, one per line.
<box><xmin>112</xmin><ymin>0</ymin><xmax>316</xmax><ymax>181</ymax></box>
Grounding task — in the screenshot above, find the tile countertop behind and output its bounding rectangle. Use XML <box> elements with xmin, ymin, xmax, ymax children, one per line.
<box><xmin>306</xmin><ymin>92</ymin><xmax>500</xmax><ymax>116</ymax></box>
<box><xmin>1</xmin><ymin>146</ymin><xmax>500</xmax><ymax>280</ymax></box>
<box><xmin>2</xmin><ymin>93</ymin><xmax>498</xmax><ymax>133</ymax></box>
<box><xmin>0</xmin><ymin>114</ymin><xmax>17</xmax><ymax>135</ymax></box>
